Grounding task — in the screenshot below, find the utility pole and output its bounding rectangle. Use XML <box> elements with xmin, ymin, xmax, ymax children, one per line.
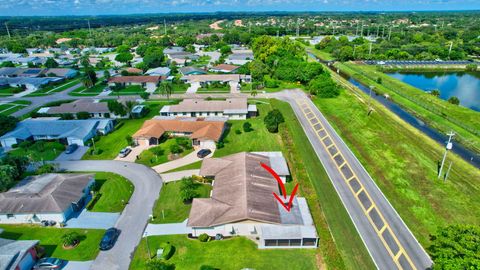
<box><xmin>382</xmin><ymin>25</ymin><xmax>385</xmax><ymax>38</ymax></box>
<box><xmin>444</xmin><ymin>161</ymin><xmax>453</xmax><ymax>182</ymax></box>
<box><xmin>164</xmin><ymin>18</ymin><xmax>167</xmax><ymax>35</ymax></box>
<box><xmin>91</xmin><ymin>137</ymin><xmax>96</xmax><ymax>152</ymax></box>
<box><xmin>376</xmin><ymin>24</ymin><xmax>380</xmax><ymax>38</ymax></box>
<box><xmin>87</xmin><ymin>19</ymin><xmax>92</xmax><ymax>36</ymax></box>
<box><xmin>355</xmin><ymin>22</ymin><xmax>359</xmax><ymax>36</ymax></box>
<box><xmin>368</xmin><ymin>85</ymin><xmax>374</xmax><ymax>115</ymax></box>
<box><xmin>296</xmin><ymin>18</ymin><xmax>300</xmax><ymax>37</ymax></box>
<box><xmin>353</xmin><ymin>45</ymin><xmax>357</xmax><ymax>58</ymax></box>
<box><xmin>388</xmin><ymin>27</ymin><xmax>392</xmax><ymax>40</ymax></box>
<box><xmin>368</xmin><ymin>42</ymin><xmax>373</xmax><ymax>58</ymax></box>
<box><xmin>360</xmin><ymin>23</ymin><xmax>364</xmax><ymax>37</ymax></box>
<box><xmin>438</xmin><ymin>131</ymin><xmax>455</xmax><ymax>179</ymax></box>
<box><xmin>4</xmin><ymin>22</ymin><xmax>11</xmax><ymax>39</ymax></box>
<box><xmin>448</xmin><ymin>41</ymin><xmax>453</xmax><ymax>59</ymax></box>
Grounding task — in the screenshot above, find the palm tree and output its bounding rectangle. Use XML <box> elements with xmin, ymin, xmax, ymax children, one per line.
<box><xmin>81</xmin><ymin>73</ymin><xmax>93</xmax><ymax>89</ymax></box>
<box><xmin>251</xmin><ymin>90</ymin><xmax>258</xmax><ymax>97</ymax></box>
<box><xmin>160</xmin><ymin>81</ymin><xmax>173</xmax><ymax>100</ymax></box>
<box><xmin>125</xmin><ymin>101</ymin><xmax>135</xmax><ymax>118</ymax></box>
<box><xmin>431</xmin><ymin>89</ymin><xmax>440</xmax><ymax>97</ymax></box>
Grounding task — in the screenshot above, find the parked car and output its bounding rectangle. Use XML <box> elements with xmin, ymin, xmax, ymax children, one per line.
<box><xmin>197</xmin><ymin>149</ymin><xmax>212</xmax><ymax>158</ymax></box>
<box><xmin>65</xmin><ymin>144</ymin><xmax>78</xmax><ymax>154</ymax></box>
<box><xmin>99</xmin><ymin>227</ymin><xmax>121</xmax><ymax>250</ymax></box>
<box><xmin>33</xmin><ymin>257</ymin><xmax>67</xmax><ymax>269</ymax></box>
<box><xmin>118</xmin><ymin>147</ymin><xmax>132</xmax><ymax>158</ymax></box>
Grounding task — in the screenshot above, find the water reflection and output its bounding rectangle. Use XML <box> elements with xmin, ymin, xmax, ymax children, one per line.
<box><xmin>386</xmin><ymin>72</ymin><xmax>480</xmax><ymax>112</ymax></box>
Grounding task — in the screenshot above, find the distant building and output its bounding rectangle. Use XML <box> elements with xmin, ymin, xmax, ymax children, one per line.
<box><xmin>160</xmin><ymin>98</ymin><xmax>257</xmax><ymax>120</ymax></box>
<box><xmin>40</xmin><ymin>99</ymin><xmax>124</xmax><ymax>119</ymax></box>
<box><xmin>0</xmin><ymin>77</ymin><xmax>64</xmax><ymax>91</ymax></box>
<box><xmin>131</xmin><ymin>105</ymin><xmax>147</xmax><ymax>118</ymax></box>
<box><xmin>0</xmin><ymin>173</ymin><xmax>95</xmax><ymax>224</ymax></box>
<box><xmin>145</xmin><ymin>67</ymin><xmax>171</xmax><ymax>76</ymax></box>
<box><xmin>0</xmin><ymin>237</ymin><xmax>39</xmax><ymax>270</ymax></box>
<box><xmin>225</xmin><ymin>50</ymin><xmax>254</xmax><ymax>65</ymax></box>
<box><xmin>0</xmin><ymin>67</ymin><xmax>78</xmax><ymax>79</ymax></box>
<box><xmin>108</xmin><ymin>76</ymin><xmax>162</xmax><ymax>92</ymax></box>
<box><xmin>181</xmin><ymin>74</ymin><xmax>251</xmax><ymax>85</ymax></box>
<box><xmin>133</xmin><ymin>118</ymin><xmax>226</xmax><ymax>149</ymax></box>
<box><xmin>187</xmin><ymin>152</ymin><xmax>318</xmax><ymax>249</ymax></box>
<box><xmin>210</xmin><ymin>64</ymin><xmax>240</xmax><ymax>73</ymax></box>
<box><xmin>0</xmin><ymin>118</ymin><xmax>114</xmax><ymax>147</ymax></box>
<box><xmin>179</xmin><ymin>66</ymin><xmax>207</xmax><ymax>76</ymax></box>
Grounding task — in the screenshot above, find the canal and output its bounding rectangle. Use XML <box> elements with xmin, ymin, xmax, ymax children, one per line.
<box><xmin>386</xmin><ymin>71</ymin><xmax>480</xmax><ymax>112</ymax></box>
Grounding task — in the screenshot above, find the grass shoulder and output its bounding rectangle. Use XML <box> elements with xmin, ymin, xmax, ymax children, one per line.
<box><xmin>87</xmin><ymin>172</ymin><xmax>134</xmax><ymax>212</ymax></box>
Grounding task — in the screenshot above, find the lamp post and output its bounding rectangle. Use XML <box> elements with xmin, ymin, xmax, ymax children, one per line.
<box><xmin>91</xmin><ymin>138</ymin><xmax>96</xmax><ymax>152</ymax></box>
<box><xmin>438</xmin><ymin>131</ymin><xmax>455</xmax><ymax>179</ymax></box>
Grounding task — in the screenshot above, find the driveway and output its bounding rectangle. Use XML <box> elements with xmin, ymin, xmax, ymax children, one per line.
<box><xmin>186</xmin><ymin>82</ymin><xmax>200</xmax><ymax>94</ymax></box>
<box><xmin>65</xmin><ymin>209</ymin><xmax>120</xmax><ymax>229</ymax></box>
<box><xmin>55</xmin><ymin>146</ymin><xmax>89</xmax><ymax>161</ymax></box>
<box><xmin>63</xmin><ymin>261</ymin><xmax>93</xmax><ymax>270</ymax></box>
<box><xmin>152</xmin><ymin>148</ymin><xmax>213</xmax><ymax>173</ymax></box>
<box><xmin>144</xmin><ymin>219</ymin><xmax>192</xmax><ymax>236</ymax></box>
<box><xmin>159</xmin><ymin>169</ymin><xmax>200</xmax><ymax>183</ymax></box>
<box><xmin>55</xmin><ymin>160</ymin><xmax>163</xmax><ymax>270</ymax></box>
<box><xmin>229</xmin><ymin>81</ymin><xmax>239</xmax><ymax>93</ymax></box>
<box><xmin>114</xmin><ymin>144</ymin><xmax>153</xmax><ymax>162</ymax></box>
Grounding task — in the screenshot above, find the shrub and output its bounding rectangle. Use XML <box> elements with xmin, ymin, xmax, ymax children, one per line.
<box><xmin>36</xmin><ymin>164</ymin><xmax>55</xmax><ymax>174</ymax></box>
<box><xmin>18</xmin><ymin>141</ymin><xmax>33</xmax><ymax>148</ymax></box>
<box><xmin>175</xmin><ymin>137</ymin><xmax>192</xmax><ymax>150</ymax></box>
<box><xmin>264</xmin><ymin>109</ymin><xmax>285</xmax><ymax>133</ymax></box>
<box><xmin>200</xmin><ymin>266</ymin><xmax>219</xmax><ymax>270</ymax></box>
<box><xmin>150</xmin><ymin>147</ymin><xmax>165</xmax><ymax>156</ymax></box>
<box><xmin>198</xmin><ymin>233</ymin><xmax>210</xmax><ymax>242</ymax></box>
<box><xmin>61</xmin><ymin>232</ymin><xmax>80</xmax><ymax>247</ymax></box>
<box><xmin>180</xmin><ymin>177</ymin><xmax>197</xmax><ymax>202</ymax></box>
<box><xmin>162</xmin><ymin>243</ymin><xmax>175</xmax><ymax>260</ymax></box>
<box><xmin>242</xmin><ymin>122</ymin><xmax>252</xmax><ymax>132</ymax></box>
<box><xmin>216</xmin><ymin>141</ymin><xmax>224</xmax><ymax>149</ymax></box>
<box><xmin>76</xmin><ymin>111</ymin><xmax>91</xmax><ymax>119</ymax></box>
<box><xmin>146</xmin><ymin>260</ymin><xmax>175</xmax><ymax>270</ymax></box>
<box><xmin>125</xmin><ymin>135</ymin><xmax>133</xmax><ymax>146</ymax></box>
<box><xmin>170</xmin><ymin>144</ymin><xmax>183</xmax><ymax>154</ymax></box>
<box><xmin>448</xmin><ymin>96</ymin><xmax>460</xmax><ymax>105</ymax></box>
<box><xmin>235</xmin><ymin>129</ymin><xmax>242</xmax><ymax>135</ymax></box>
<box><xmin>140</xmin><ymin>92</ymin><xmax>150</xmax><ymax>100</ymax></box>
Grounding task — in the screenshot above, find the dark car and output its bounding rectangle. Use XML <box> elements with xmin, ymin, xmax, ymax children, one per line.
<box><xmin>65</xmin><ymin>144</ymin><xmax>78</xmax><ymax>154</ymax></box>
<box><xmin>99</xmin><ymin>227</ymin><xmax>120</xmax><ymax>250</ymax></box>
<box><xmin>197</xmin><ymin>149</ymin><xmax>212</xmax><ymax>158</ymax></box>
<box><xmin>33</xmin><ymin>257</ymin><xmax>67</xmax><ymax>269</ymax></box>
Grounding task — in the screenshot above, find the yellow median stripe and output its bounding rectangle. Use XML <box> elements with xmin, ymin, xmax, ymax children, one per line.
<box><xmin>296</xmin><ymin>100</ymin><xmax>416</xmax><ymax>270</ymax></box>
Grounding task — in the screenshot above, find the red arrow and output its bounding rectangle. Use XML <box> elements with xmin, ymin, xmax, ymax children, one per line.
<box><xmin>261</xmin><ymin>162</ymin><xmax>299</xmax><ymax>212</ymax></box>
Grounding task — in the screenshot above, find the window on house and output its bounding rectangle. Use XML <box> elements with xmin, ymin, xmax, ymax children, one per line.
<box><xmin>7</xmin><ymin>214</ymin><xmax>14</xmax><ymax>218</ymax></box>
<box><xmin>289</xmin><ymin>239</ymin><xmax>302</xmax><ymax>246</ymax></box>
<box><xmin>302</xmin><ymin>238</ymin><xmax>317</xmax><ymax>246</ymax></box>
<box><xmin>265</xmin><ymin>240</ymin><xmax>277</xmax><ymax>246</ymax></box>
<box><xmin>278</xmin><ymin>239</ymin><xmax>289</xmax><ymax>246</ymax></box>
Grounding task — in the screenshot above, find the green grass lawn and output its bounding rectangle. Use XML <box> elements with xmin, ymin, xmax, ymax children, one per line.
<box><xmin>335</xmin><ymin>62</ymin><xmax>480</xmax><ymax>153</ymax></box>
<box><xmin>0</xmin><ymin>100</ymin><xmax>31</xmax><ymax>116</ymax></box>
<box><xmin>213</xmin><ymin>103</ymin><xmax>284</xmax><ymax>157</ymax></box>
<box><xmin>197</xmin><ymin>83</ymin><xmax>230</xmax><ymax>93</ymax></box>
<box><xmin>130</xmin><ymin>235</ymin><xmax>317</xmax><ymax>270</ymax></box>
<box><xmin>163</xmin><ymin>160</ymin><xmax>202</xmax><ymax>173</ymax></box>
<box><xmin>8</xmin><ymin>141</ymin><xmax>64</xmax><ymax>161</ymax></box>
<box><xmin>88</xmin><ymin>172</ymin><xmax>134</xmax><ymax>212</ymax></box>
<box><xmin>155</xmin><ymin>82</ymin><xmax>190</xmax><ymax>94</ymax></box>
<box><xmin>306</xmin><ymin>45</ymin><xmax>335</xmax><ymax>61</ymax></box>
<box><xmin>136</xmin><ymin>138</ymin><xmax>194</xmax><ymax>167</ymax></box>
<box><xmin>82</xmin><ymin>101</ymin><xmax>175</xmax><ymax>160</ymax></box>
<box><xmin>25</xmin><ymin>78</ymin><xmax>81</xmax><ymax>97</ymax></box>
<box><xmin>69</xmin><ymin>79</ymin><xmax>106</xmax><ymax>96</ymax></box>
<box><xmin>0</xmin><ymin>86</ymin><xmax>25</xmax><ymax>96</ymax></box>
<box><xmin>109</xmin><ymin>85</ymin><xmax>146</xmax><ymax>96</ymax></box>
<box><xmin>0</xmin><ymin>225</ymin><xmax>104</xmax><ymax>261</ymax></box>
<box><xmin>151</xmin><ymin>181</ymin><xmax>211</xmax><ymax>224</ymax></box>
<box><xmin>311</xmin><ymin>77</ymin><xmax>480</xmax><ymax>248</ymax></box>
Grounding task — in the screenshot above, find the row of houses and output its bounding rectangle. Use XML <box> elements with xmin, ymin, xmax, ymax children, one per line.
<box><xmin>0</xmin><ymin>67</ymin><xmax>78</xmax><ymax>78</ymax></box>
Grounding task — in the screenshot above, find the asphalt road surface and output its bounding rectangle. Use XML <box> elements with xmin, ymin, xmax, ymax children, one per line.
<box><xmin>56</xmin><ymin>160</ymin><xmax>163</xmax><ymax>270</ymax></box>
<box><xmin>274</xmin><ymin>90</ymin><xmax>432</xmax><ymax>270</ymax></box>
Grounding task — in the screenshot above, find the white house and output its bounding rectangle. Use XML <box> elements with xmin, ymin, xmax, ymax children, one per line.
<box><xmin>40</xmin><ymin>99</ymin><xmax>125</xmax><ymax>119</ymax></box>
<box><xmin>108</xmin><ymin>76</ymin><xmax>161</xmax><ymax>93</ymax></box>
<box><xmin>0</xmin><ymin>173</ymin><xmax>94</xmax><ymax>224</ymax></box>
<box><xmin>187</xmin><ymin>152</ymin><xmax>318</xmax><ymax>249</ymax></box>
<box><xmin>0</xmin><ymin>118</ymin><xmax>114</xmax><ymax>148</ymax></box>
<box><xmin>160</xmin><ymin>98</ymin><xmax>257</xmax><ymax>120</ymax></box>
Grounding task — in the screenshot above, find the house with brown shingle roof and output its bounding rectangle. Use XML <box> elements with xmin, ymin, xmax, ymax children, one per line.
<box><xmin>132</xmin><ymin>118</ymin><xmax>225</xmax><ymax>149</ymax></box>
<box><xmin>210</xmin><ymin>64</ymin><xmax>240</xmax><ymax>73</ymax></box>
<box><xmin>187</xmin><ymin>152</ymin><xmax>318</xmax><ymax>249</ymax></box>
<box><xmin>0</xmin><ymin>173</ymin><xmax>94</xmax><ymax>224</ymax></box>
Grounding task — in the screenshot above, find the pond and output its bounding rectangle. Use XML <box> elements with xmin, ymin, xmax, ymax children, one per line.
<box><xmin>386</xmin><ymin>71</ymin><xmax>480</xmax><ymax>112</ymax></box>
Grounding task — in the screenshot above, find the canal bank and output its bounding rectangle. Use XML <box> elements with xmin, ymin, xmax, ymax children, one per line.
<box><xmin>307</xmin><ymin>52</ymin><xmax>479</xmax><ymax>168</ymax></box>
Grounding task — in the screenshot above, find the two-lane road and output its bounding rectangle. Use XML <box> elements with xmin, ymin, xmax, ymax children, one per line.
<box><xmin>274</xmin><ymin>90</ymin><xmax>432</xmax><ymax>270</ymax></box>
<box><xmin>56</xmin><ymin>160</ymin><xmax>163</xmax><ymax>270</ymax></box>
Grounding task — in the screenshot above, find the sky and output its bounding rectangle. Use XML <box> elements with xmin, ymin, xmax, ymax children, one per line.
<box><xmin>0</xmin><ymin>0</ymin><xmax>479</xmax><ymax>16</ymax></box>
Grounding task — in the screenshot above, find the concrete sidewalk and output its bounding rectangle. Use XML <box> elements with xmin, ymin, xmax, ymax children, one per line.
<box><xmin>144</xmin><ymin>219</ymin><xmax>192</xmax><ymax>236</ymax></box>
<box><xmin>152</xmin><ymin>149</ymin><xmax>213</xmax><ymax>173</ymax></box>
<box><xmin>65</xmin><ymin>209</ymin><xmax>120</xmax><ymax>229</ymax></box>
<box><xmin>159</xmin><ymin>169</ymin><xmax>200</xmax><ymax>183</ymax></box>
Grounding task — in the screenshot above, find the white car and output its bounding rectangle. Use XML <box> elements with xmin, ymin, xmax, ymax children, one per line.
<box><xmin>119</xmin><ymin>147</ymin><xmax>132</xmax><ymax>158</ymax></box>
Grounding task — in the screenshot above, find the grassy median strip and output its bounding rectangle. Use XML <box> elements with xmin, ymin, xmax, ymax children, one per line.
<box><xmin>310</xmin><ymin>80</ymin><xmax>480</xmax><ymax>248</ymax></box>
<box><xmin>0</xmin><ymin>225</ymin><xmax>104</xmax><ymax>261</ymax></box>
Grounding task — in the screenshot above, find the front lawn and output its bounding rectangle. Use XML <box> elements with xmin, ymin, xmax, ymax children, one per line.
<box><xmin>109</xmin><ymin>85</ymin><xmax>145</xmax><ymax>96</ymax></box>
<box><xmin>82</xmin><ymin>101</ymin><xmax>176</xmax><ymax>160</ymax></box>
<box><xmin>26</xmin><ymin>78</ymin><xmax>80</xmax><ymax>97</ymax></box>
<box><xmin>197</xmin><ymin>82</ymin><xmax>230</xmax><ymax>93</ymax></box>
<box><xmin>130</xmin><ymin>235</ymin><xmax>317</xmax><ymax>270</ymax></box>
<box><xmin>136</xmin><ymin>138</ymin><xmax>194</xmax><ymax>167</ymax></box>
<box><xmin>87</xmin><ymin>172</ymin><xmax>134</xmax><ymax>212</ymax></box>
<box><xmin>8</xmin><ymin>141</ymin><xmax>64</xmax><ymax>161</ymax></box>
<box><xmin>0</xmin><ymin>86</ymin><xmax>25</xmax><ymax>96</ymax></box>
<box><xmin>0</xmin><ymin>225</ymin><xmax>104</xmax><ymax>261</ymax></box>
<box><xmin>0</xmin><ymin>100</ymin><xmax>31</xmax><ymax>116</ymax></box>
<box><xmin>151</xmin><ymin>180</ymin><xmax>211</xmax><ymax>224</ymax></box>
<box><xmin>214</xmin><ymin>103</ymin><xmax>283</xmax><ymax>157</ymax></box>
<box><xmin>69</xmin><ymin>80</ymin><xmax>106</xmax><ymax>97</ymax></box>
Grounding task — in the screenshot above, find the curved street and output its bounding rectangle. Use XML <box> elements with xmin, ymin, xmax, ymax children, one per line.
<box><xmin>56</xmin><ymin>160</ymin><xmax>163</xmax><ymax>270</ymax></box>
